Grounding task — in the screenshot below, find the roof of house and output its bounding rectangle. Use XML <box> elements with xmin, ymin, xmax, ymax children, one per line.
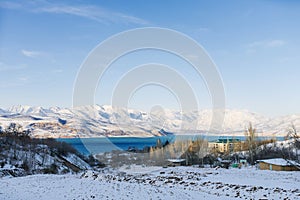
<box><xmin>167</xmin><ymin>159</ymin><xmax>186</xmax><ymax>163</ymax></box>
<box><xmin>257</xmin><ymin>158</ymin><xmax>300</xmax><ymax>167</ymax></box>
<box><xmin>211</xmin><ymin>138</ymin><xmax>241</xmax><ymax>143</ymax></box>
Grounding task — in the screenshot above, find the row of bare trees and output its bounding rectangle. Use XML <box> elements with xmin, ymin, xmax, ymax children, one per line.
<box><xmin>244</xmin><ymin>122</ymin><xmax>300</xmax><ymax>165</ymax></box>
<box><xmin>148</xmin><ymin>139</ymin><xmax>209</xmax><ymax>166</ymax></box>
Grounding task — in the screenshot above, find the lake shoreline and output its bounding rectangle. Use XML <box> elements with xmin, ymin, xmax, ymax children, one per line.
<box><xmin>37</xmin><ymin>133</ymin><xmax>286</xmax><ymax>139</ymax></box>
<box><xmin>56</xmin><ymin>135</ymin><xmax>285</xmax><ymax>155</ymax></box>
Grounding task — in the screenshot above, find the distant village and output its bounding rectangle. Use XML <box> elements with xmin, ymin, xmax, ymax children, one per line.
<box><xmin>96</xmin><ymin>124</ymin><xmax>300</xmax><ymax>172</ymax></box>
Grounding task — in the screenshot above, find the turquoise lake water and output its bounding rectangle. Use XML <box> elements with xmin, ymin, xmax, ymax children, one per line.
<box><xmin>57</xmin><ymin>135</ymin><xmax>284</xmax><ymax>155</ymax></box>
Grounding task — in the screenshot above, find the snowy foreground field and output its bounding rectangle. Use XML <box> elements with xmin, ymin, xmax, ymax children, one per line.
<box><xmin>0</xmin><ymin>166</ymin><xmax>299</xmax><ymax>200</ymax></box>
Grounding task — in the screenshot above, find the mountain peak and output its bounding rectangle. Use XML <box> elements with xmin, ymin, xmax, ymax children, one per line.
<box><xmin>0</xmin><ymin>105</ymin><xmax>299</xmax><ymax>137</ymax></box>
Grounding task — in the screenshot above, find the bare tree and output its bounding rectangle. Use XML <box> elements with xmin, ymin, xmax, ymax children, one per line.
<box><xmin>244</xmin><ymin>123</ymin><xmax>257</xmax><ymax>165</ymax></box>
<box><xmin>286</xmin><ymin>124</ymin><xmax>300</xmax><ymax>163</ymax></box>
<box><xmin>149</xmin><ymin>146</ymin><xmax>154</xmax><ymax>160</ymax></box>
<box><xmin>6</xmin><ymin>123</ymin><xmax>23</xmax><ymax>159</ymax></box>
<box><xmin>189</xmin><ymin>139</ymin><xmax>208</xmax><ymax>165</ymax></box>
<box><xmin>6</xmin><ymin>123</ymin><xmax>22</xmax><ymax>135</ymax></box>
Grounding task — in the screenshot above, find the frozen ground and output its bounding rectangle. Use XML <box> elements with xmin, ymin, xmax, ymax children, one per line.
<box><xmin>0</xmin><ymin>166</ymin><xmax>299</xmax><ymax>200</ymax></box>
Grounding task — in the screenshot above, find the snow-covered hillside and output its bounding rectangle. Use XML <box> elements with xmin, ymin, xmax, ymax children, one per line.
<box><xmin>0</xmin><ymin>105</ymin><xmax>299</xmax><ymax>138</ymax></box>
<box><xmin>0</xmin><ymin>166</ymin><xmax>299</xmax><ymax>200</ymax></box>
<box><xmin>0</xmin><ymin>134</ymin><xmax>91</xmax><ymax>177</ymax></box>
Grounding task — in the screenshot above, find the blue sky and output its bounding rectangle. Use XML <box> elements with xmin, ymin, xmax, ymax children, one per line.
<box><xmin>0</xmin><ymin>0</ymin><xmax>300</xmax><ymax>116</ymax></box>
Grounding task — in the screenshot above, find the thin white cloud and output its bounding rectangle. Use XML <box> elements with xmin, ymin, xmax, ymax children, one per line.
<box><xmin>197</xmin><ymin>27</ymin><xmax>210</xmax><ymax>32</ymax></box>
<box><xmin>1</xmin><ymin>1</ymin><xmax>149</xmax><ymax>25</ymax></box>
<box><xmin>39</xmin><ymin>5</ymin><xmax>148</xmax><ymax>25</ymax></box>
<box><xmin>267</xmin><ymin>40</ymin><xmax>286</xmax><ymax>47</ymax></box>
<box><xmin>18</xmin><ymin>76</ymin><xmax>29</xmax><ymax>82</ymax></box>
<box><xmin>21</xmin><ymin>49</ymin><xmax>43</xmax><ymax>58</ymax></box>
<box><xmin>0</xmin><ymin>82</ymin><xmax>24</xmax><ymax>88</ymax></box>
<box><xmin>247</xmin><ymin>39</ymin><xmax>287</xmax><ymax>48</ymax></box>
<box><xmin>0</xmin><ymin>76</ymin><xmax>30</xmax><ymax>88</ymax></box>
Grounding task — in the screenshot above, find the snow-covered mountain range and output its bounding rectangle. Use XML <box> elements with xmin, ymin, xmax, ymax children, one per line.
<box><xmin>0</xmin><ymin>105</ymin><xmax>299</xmax><ymax>138</ymax></box>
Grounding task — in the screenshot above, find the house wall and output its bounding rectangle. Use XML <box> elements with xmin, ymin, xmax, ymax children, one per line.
<box><xmin>168</xmin><ymin>161</ymin><xmax>185</xmax><ymax>167</ymax></box>
<box><xmin>209</xmin><ymin>142</ymin><xmax>242</xmax><ymax>153</ymax></box>
<box><xmin>209</xmin><ymin>142</ymin><xmax>227</xmax><ymax>153</ymax></box>
<box><xmin>259</xmin><ymin>162</ymin><xmax>269</xmax><ymax>170</ymax></box>
<box><xmin>259</xmin><ymin>162</ymin><xmax>299</xmax><ymax>171</ymax></box>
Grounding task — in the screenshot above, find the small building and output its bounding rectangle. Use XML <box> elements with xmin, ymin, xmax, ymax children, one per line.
<box><xmin>209</xmin><ymin>138</ymin><xmax>241</xmax><ymax>153</ymax></box>
<box><xmin>257</xmin><ymin>158</ymin><xmax>300</xmax><ymax>171</ymax></box>
<box><xmin>167</xmin><ymin>159</ymin><xmax>186</xmax><ymax>167</ymax></box>
<box><xmin>231</xmin><ymin>159</ymin><xmax>247</xmax><ymax>168</ymax></box>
